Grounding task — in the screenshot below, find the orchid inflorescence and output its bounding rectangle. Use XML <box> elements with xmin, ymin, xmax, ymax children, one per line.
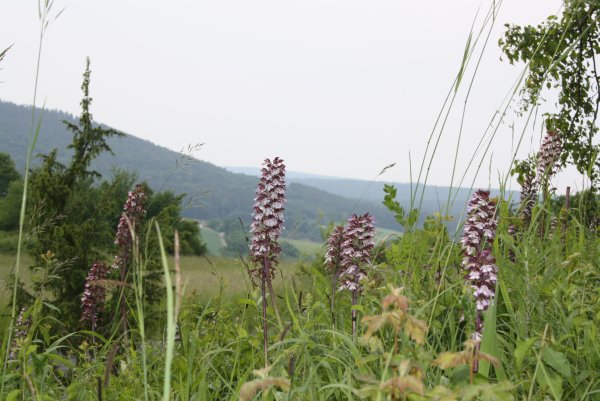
<box><xmin>536</xmin><ymin>130</ymin><xmax>562</xmax><ymax>183</ymax></box>
<box><xmin>112</xmin><ymin>184</ymin><xmax>146</xmax><ymax>270</ymax></box>
<box><xmin>249</xmin><ymin>157</ymin><xmax>286</xmax><ymax>280</ymax></box>
<box><xmin>461</xmin><ymin>190</ymin><xmax>498</xmax><ymax>339</ymax></box>
<box><xmin>9</xmin><ymin>307</ymin><xmax>31</xmax><ymax>360</ymax></box>
<box><xmin>519</xmin><ymin>131</ymin><xmax>563</xmax><ymax>224</ymax></box>
<box><xmin>80</xmin><ymin>261</ymin><xmax>110</xmax><ymax>328</ymax></box>
<box><xmin>337</xmin><ymin>213</ymin><xmax>376</xmax><ymax>293</ymax></box>
<box><xmin>325</xmin><ymin>225</ymin><xmax>345</xmax><ymax>272</ymax></box>
<box><xmin>248</xmin><ymin>157</ymin><xmax>287</xmax><ymax>365</ymax></box>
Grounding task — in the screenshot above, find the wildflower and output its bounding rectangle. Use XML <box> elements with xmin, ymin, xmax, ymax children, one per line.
<box><xmin>248</xmin><ymin>157</ymin><xmax>287</xmax><ymax>365</ymax></box>
<box><xmin>81</xmin><ymin>261</ymin><xmax>110</xmax><ymax>329</ymax></box>
<box><xmin>325</xmin><ymin>224</ymin><xmax>345</xmax><ymax>319</ymax></box>
<box><xmin>536</xmin><ymin>131</ymin><xmax>562</xmax><ymax>182</ymax></box>
<box><xmin>9</xmin><ymin>307</ymin><xmax>31</xmax><ymax>360</ymax></box>
<box><xmin>520</xmin><ymin>170</ymin><xmax>537</xmax><ymax>224</ymax></box>
<box><xmin>249</xmin><ymin>157</ymin><xmax>286</xmax><ymax>278</ymax></box>
<box><xmin>337</xmin><ymin>213</ymin><xmax>375</xmax><ymax>340</ymax></box>
<box><xmin>112</xmin><ymin>184</ymin><xmax>146</xmax><ymax>269</ymax></box>
<box><xmin>325</xmin><ymin>225</ymin><xmax>345</xmax><ymax>270</ymax></box>
<box><xmin>461</xmin><ymin>190</ymin><xmax>498</xmax><ymax>338</ymax></box>
<box><xmin>338</xmin><ymin>213</ymin><xmax>376</xmax><ymax>292</ymax></box>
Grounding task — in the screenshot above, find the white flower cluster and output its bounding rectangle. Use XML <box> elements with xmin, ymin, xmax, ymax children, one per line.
<box><xmin>249</xmin><ymin>157</ymin><xmax>286</xmax><ymax>274</ymax></box>
<box><xmin>338</xmin><ymin>213</ymin><xmax>375</xmax><ymax>293</ymax></box>
<box><xmin>461</xmin><ymin>190</ymin><xmax>498</xmax><ymax>314</ymax></box>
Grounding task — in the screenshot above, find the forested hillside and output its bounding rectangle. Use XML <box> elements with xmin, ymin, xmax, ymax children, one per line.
<box><xmin>0</xmin><ymin>100</ymin><xmax>402</xmax><ymax>240</ymax></box>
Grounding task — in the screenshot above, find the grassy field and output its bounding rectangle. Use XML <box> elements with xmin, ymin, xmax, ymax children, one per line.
<box><xmin>0</xmin><ymin>253</ymin><xmax>32</xmax><ymax>304</ymax></box>
<box><xmin>172</xmin><ymin>255</ymin><xmax>303</xmax><ymax>301</ymax></box>
<box><xmin>281</xmin><ymin>227</ymin><xmax>402</xmax><ymax>259</ymax></box>
<box><xmin>0</xmin><ymin>253</ymin><xmax>303</xmax><ymax>303</ymax></box>
<box><xmin>200</xmin><ymin>226</ymin><xmax>225</xmax><ymax>255</ymax></box>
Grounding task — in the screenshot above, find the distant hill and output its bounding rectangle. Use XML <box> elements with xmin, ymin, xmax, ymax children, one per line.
<box><xmin>0</xmin><ymin>100</ymin><xmax>404</xmax><ymax>240</ymax></box>
<box><xmin>227</xmin><ymin>167</ymin><xmax>512</xmax><ymax>233</ymax></box>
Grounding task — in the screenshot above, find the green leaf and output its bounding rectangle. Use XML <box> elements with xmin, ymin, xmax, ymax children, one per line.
<box><xmin>6</xmin><ymin>389</ymin><xmax>20</xmax><ymax>401</ymax></box>
<box><xmin>479</xmin><ymin>298</ymin><xmax>503</xmax><ymax>378</ymax></box>
<box><xmin>536</xmin><ymin>362</ymin><xmax>563</xmax><ymax>401</ymax></box>
<box><xmin>542</xmin><ymin>347</ymin><xmax>572</xmax><ymax>378</ymax></box>
<box><xmin>515</xmin><ymin>337</ymin><xmax>538</xmax><ymax>370</ymax></box>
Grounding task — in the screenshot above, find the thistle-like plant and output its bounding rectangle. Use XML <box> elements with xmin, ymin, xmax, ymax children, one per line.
<box><xmin>461</xmin><ymin>190</ymin><xmax>498</xmax><ymax>345</ymax></box>
<box><xmin>338</xmin><ymin>213</ymin><xmax>375</xmax><ymax>339</ymax></box>
<box><xmin>249</xmin><ymin>157</ymin><xmax>286</xmax><ymax>365</ymax></box>
<box><xmin>80</xmin><ymin>261</ymin><xmax>110</xmax><ymax>332</ymax></box>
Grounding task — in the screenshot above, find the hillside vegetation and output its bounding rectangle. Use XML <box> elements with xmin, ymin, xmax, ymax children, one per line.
<box><xmin>0</xmin><ymin>100</ymin><xmax>407</xmax><ymax>240</ymax></box>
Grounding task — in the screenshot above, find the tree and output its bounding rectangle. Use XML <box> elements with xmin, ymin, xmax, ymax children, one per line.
<box><xmin>0</xmin><ymin>180</ymin><xmax>24</xmax><ymax>231</ymax></box>
<box><xmin>63</xmin><ymin>58</ymin><xmax>122</xmax><ymax>186</ymax></box>
<box><xmin>26</xmin><ymin>59</ymin><xmax>123</xmax><ymax>328</ymax></box>
<box><xmin>499</xmin><ymin>1</ymin><xmax>600</xmax><ymax>187</ymax></box>
<box><xmin>0</xmin><ymin>153</ymin><xmax>20</xmax><ymax>197</ymax></box>
<box><xmin>143</xmin><ymin>186</ymin><xmax>207</xmax><ymax>256</ymax></box>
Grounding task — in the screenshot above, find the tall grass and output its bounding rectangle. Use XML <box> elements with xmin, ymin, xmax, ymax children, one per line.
<box><xmin>0</xmin><ymin>1</ymin><xmax>58</xmax><ymax>398</ymax></box>
<box><xmin>1</xmin><ymin>1</ymin><xmax>599</xmax><ymax>400</ymax></box>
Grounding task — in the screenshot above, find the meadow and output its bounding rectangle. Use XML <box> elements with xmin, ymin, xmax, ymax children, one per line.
<box><xmin>1</xmin><ymin>1</ymin><xmax>600</xmax><ymax>401</ymax></box>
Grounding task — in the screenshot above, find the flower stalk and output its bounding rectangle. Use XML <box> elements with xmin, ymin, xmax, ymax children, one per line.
<box><xmin>461</xmin><ymin>189</ymin><xmax>498</xmax><ymax>370</ymax></box>
<box><xmin>325</xmin><ymin>224</ymin><xmax>344</xmax><ymax>323</ymax></box>
<box><xmin>113</xmin><ymin>184</ymin><xmax>146</xmax><ymax>339</ymax></box>
<box><xmin>81</xmin><ymin>261</ymin><xmax>110</xmax><ymax>333</ymax></box>
<box><xmin>338</xmin><ymin>213</ymin><xmax>375</xmax><ymax>340</ymax></box>
<box><xmin>249</xmin><ymin>157</ymin><xmax>286</xmax><ymax>365</ymax></box>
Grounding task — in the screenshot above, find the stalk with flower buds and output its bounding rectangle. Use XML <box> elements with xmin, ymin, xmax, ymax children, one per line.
<box><xmin>325</xmin><ymin>225</ymin><xmax>345</xmax><ymax>322</ymax></box>
<box><xmin>249</xmin><ymin>157</ymin><xmax>286</xmax><ymax>365</ymax></box>
<box><xmin>461</xmin><ymin>190</ymin><xmax>498</xmax><ymax>368</ymax></box>
<box><xmin>113</xmin><ymin>184</ymin><xmax>146</xmax><ymax>338</ymax></box>
<box><xmin>81</xmin><ymin>261</ymin><xmax>110</xmax><ymax>332</ymax></box>
<box><xmin>338</xmin><ymin>213</ymin><xmax>375</xmax><ymax>339</ymax></box>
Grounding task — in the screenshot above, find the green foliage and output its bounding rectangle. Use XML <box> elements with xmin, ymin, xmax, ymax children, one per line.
<box><xmin>551</xmin><ymin>188</ymin><xmax>599</xmax><ymax>231</ymax></box>
<box><xmin>63</xmin><ymin>58</ymin><xmax>123</xmax><ymax>186</ymax></box>
<box><xmin>144</xmin><ymin>186</ymin><xmax>207</xmax><ymax>256</ymax></box>
<box><xmin>22</xmin><ymin>61</ymin><xmax>203</xmax><ymax>332</ymax></box>
<box><xmin>0</xmin><ymin>231</ymin><xmax>19</xmax><ymax>253</ymax></box>
<box><xmin>382</xmin><ymin>184</ymin><xmax>419</xmax><ymax>230</ymax></box>
<box><xmin>0</xmin><ymin>153</ymin><xmax>20</xmax><ymax>197</ymax></box>
<box><xmin>499</xmin><ymin>1</ymin><xmax>600</xmax><ymax>185</ymax></box>
<box><xmin>0</xmin><ymin>180</ymin><xmax>23</xmax><ymax>231</ymax></box>
<box><xmin>222</xmin><ymin>230</ymin><xmax>249</xmax><ymax>257</ymax></box>
<box><xmin>2</xmin><ymin>196</ymin><xmax>599</xmax><ymax>400</ymax></box>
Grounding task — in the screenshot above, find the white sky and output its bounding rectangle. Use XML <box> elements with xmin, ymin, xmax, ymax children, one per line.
<box><xmin>2</xmin><ymin>0</ymin><xmax>587</xmax><ymax>193</ymax></box>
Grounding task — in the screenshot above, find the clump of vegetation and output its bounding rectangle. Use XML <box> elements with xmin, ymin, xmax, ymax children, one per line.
<box><xmin>0</xmin><ymin>2</ymin><xmax>599</xmax><ymax>401</ymax></box>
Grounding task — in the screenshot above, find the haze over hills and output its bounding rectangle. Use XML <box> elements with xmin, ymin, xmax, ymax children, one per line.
<box><xmin>226</xmin><ymin>168</ymin><xmax>512</xmax><ymax>232</ymax></box>
<box><xmin>1</xmin><ymin>100</ymin><xmax>512</xmax><ymax>239</ymax></box>
<box><xmin>0</xmin><ymin>100</ymin><xmax>406</xmax><ymax>240</ymax></box>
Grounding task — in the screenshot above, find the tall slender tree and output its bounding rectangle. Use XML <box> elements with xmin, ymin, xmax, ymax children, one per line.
<box><xmin>26</xmin><ymin>59</ymin><xmax>123</xmax><ymax>329</ymax></box>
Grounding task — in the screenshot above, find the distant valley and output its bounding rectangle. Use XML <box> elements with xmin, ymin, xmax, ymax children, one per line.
<box><xmin>0</xmin><ymin>100</ymin><xmax>505</xmax><ymax>242</ymax></box>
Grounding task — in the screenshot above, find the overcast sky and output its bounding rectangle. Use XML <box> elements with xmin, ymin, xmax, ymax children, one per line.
<box><xmin>3</xmin><ymin>0</ymin><xmax>585</xmax><ymax>192</ymax></box>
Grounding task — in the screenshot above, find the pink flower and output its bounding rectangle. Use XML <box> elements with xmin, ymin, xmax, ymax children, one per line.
<box><xmin>249</xmin><ymin>157</ymin><xmax>286</xmax><ymax>279</ymax></box>
<box><xmin>112</xmin><ymin>184</ymin><xmax>146</xmax><ymax>270</ymax></box>
<box><xmin>461</xmin><ymin>190</ymin><xmax>498</xmax><ymax>337</ymax></box>
<box><xmin>81</xmin><ymin>261</ymin><xmax>110</xmax><ymax>328</ymax></box>
<box><xmin>338</xmin><ymin>213</ymin><xmax>375</xmax><ymax>292</ymax></box>
<box><xmin>536</xmin><ymin>131</ymin><xmax>562</xmax><ymax>181</ymax></box>
<box><xmin>325</xmin><ymin>225</ymin><xmax>345</xmax><ymax>270</ymax></box>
